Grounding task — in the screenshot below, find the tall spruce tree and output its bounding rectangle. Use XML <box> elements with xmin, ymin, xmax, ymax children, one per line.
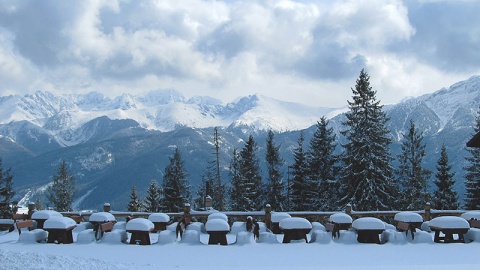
<box><xmin>0</xmin><ymin>158</ymin><xmax>15</xmax><ymax>218</ymax></box>
<box><xmin>465</xmin><ymin>109</ymin><xmax>480</xmax><ymax>209</ymax></box>
<box><xmin>396</xmin><ymin>120</ymin><xmax>432</xmax><ymax>210</ymax></box>
<box><xmin>127</xmin><ymin>185</ymin><xmax>143</xmax><ymax>212</ymax></box>
<box><xmin>433</xmin><ymin>145</ymin><xmax>459</xmax><ymax>209</ymax></box>
<box><xmin>290</xmin><ymin>131</ymin><xmax>309</xmax><ymax>211</ymax></box>
<box><xmin>265</xmin><ymin>130</ymin><xmax>286</xmax><ymax>211</ymax></box>
<box><xmin>143</xmin><ymin>180</ymin><xmax>162</xmax><ymax>212</ymax></box>
<box><xmin>228</xmin><ymin>147</ymin><xmax>243</xmax><ymax>210</ymax></box>
<box><xmin>307</xmin><ymin>117</ymin><xmax>339</xmax><ymax>211</ymax></box>
<box><xmin>46</xmin><ymin>160</ymin><xmax>76</xmax><ymax>212</ymax></box>
<box><xmin>340</xmin><ymin>69</ymin><xmax>397</xmax><ymax>211</ymax></box>
<box><xmin>162</xmin><ymin>147</ymin><xmax>191</xmax><ymax>212</ymax></box>
<box><xmin>209</xmin><ymin>127</ymin><xmax>227</xmax><ymax>210</ymax></box>
<box><xmin>237</xmin><ymin>135</ymin><xmax>263</xmax><ymax>211</ymax></box>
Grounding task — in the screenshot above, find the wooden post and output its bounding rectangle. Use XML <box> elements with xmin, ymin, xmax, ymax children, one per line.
<box><xmin>205</xmin><ymin>196</ymin><xmax>212</xmax><ymax>210</ymax></box>
<box><xmin>103</xmin><ymin>203</ymin><xmax>111</xmax><ymax>212</ymax></box>
<box><xmin>184</xmin><ymin>203</ymin><xmax>191</xmax><ymax>224</ymax></box>
<box><xmin>345</xmin><ymin>203</ymin><xmax>352</xmax><ymax>216</ymax></box>
<box><xmin>264</xmin><ymin>204</ymin><xmax>272</xmax><ymax>230</ymax></box>
<box><xmin>424</xmin><ymin>202</ymin><xmax>431</xmax><ymax>221</ymax></box>
<box><xmin>27</xmin><ymin>202</ymin><xmax>36</xmax><ymax>219</ymax></box>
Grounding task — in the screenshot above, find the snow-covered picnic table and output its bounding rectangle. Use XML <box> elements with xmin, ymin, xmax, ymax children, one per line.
<box><xmin>148</xmin><ymin>213</ymin><xmax>170</xmax><ymax>232</ymax></box>
<box><xmin>270</xmin><ymin>212</ymin><xmax>291</xmax><ymax>234</ymax></box>
<box><xmin>326</xmin><ymin>213</ymin><xmax>352</xmax><ymax>238</ymax></box>
<box><xmin>279</xmin><ymin>217</ymin><xmax>312</xmax><ymax>243</ymax></box>
<box><xmin>352</xmin><ymin>217</ymin><xmax>385</xmax><ymax>244</ymax></box>
<box><xmin>428</xmin><ymin>216</ymin><xmax>470</xmax><ymax>243</ymax></box>
<box><xmin>89</xmin><ymin>212</ymin><xmax>117</xmax><ymax>240</ymax></box>
<box><xmin>394</xmin><ymin>212</ymin><xmax>423</xmax><ymax>239</ymax></box>
<box><xmin>43</xmin><ymin>216</ymin><xmax>77</xmax><ymax>244</ymax></box>
<box><xmin>205</xmin><ymin>218</ymin><xmax>230</xmax><ymax>245</ymax></box>
<box><xmin>126</xmin><ymin>218</ymin><xmax>154</xmax><ymax>245</ymax></box>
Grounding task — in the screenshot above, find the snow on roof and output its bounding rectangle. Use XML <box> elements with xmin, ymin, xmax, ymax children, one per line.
<box><xmin>205</xmin><ymin>219</ymin><xmax>230</xmax><ymax>232</ymax></box>
<box><xmin>43</xmin><ymin>217</ymin><xmax>76</xmax><ymax>229</ymax></box>
<box><xmin>271</xmin><ymin>212</ymin><xmax>291</xmax><ymax>223</ymax></box>
<box><xmin>279</xmin><ymin>217</ymin><xmax>312</xmax><ymax>230</ymax></box>
<box><xmin>31</xmin><ymin>210</ymin><xmax>62</xmax><ymax>220</ymax></box>
<box><xmin>429</xmin><ymin>216</ymin><xmax>470</xmax><ymax>229</ymax></box>
<box><xmin>352</xmin><ymin>217</ymin><xmax>386</xmax><ymax>230</ymax></box>
<box><xmin>148</xmin><ymin>213</ymin><xmax>169</xmax><ymax>223</ymax></box>
<box><xmin>394</xmin><ymin>212</ymin><xmax>423</xmax><ymax>223</ymax></box>
<box><xmin>126</xmin><ymin>218</ymin><xmax>154</xmax><ymax>231</ymax></box>
<box><xmin>461</xmin><ymin>211</ymin><xmax>480</xmax><ymax>221</ymax></box>
<box><xmin>89</xmin><ymin>212</ymin><xmax>116</xmax><ymax>222</ymax></box>
<box><xmin>329</xmin><ymin>213</ymin><xmax>352</xmax><ymax>224</ymax></box>
<box><xmin>207</xmin><ymin>212</ymin><xmax>228</xmax><ymax>222</ymax></box>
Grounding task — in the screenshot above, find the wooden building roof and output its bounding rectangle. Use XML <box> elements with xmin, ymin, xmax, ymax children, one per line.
<box><xmin>467</xmin><ymin>132</ymin><xmax>480</xmax><ymax>148</ymax></box>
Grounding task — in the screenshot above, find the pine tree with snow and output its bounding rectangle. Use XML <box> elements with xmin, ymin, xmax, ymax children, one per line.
<box><xmin>228</xmin><ymin>147</ymin><xmax>244</xmax><ymax>211</ymax></box>
<box><xmin>144</xmin><ymin>179</ymin><xmax>162</xmax><ymax>212</ymax></box>
<box><xmin>161</xmin><ymin>147</ymin><xmax>191</xmax><ymax>212</ymax></box>
<box><xmin>396</xmin><ymin>120</ymin><xmax>432</xmax><ymax>210</ymax></box>
<box><xmin>46</xmin><ymin>160</ymin><xmax>77</xmax><ymax>212</ymax></box>
<box><xmin>290</xmin><ymin>131</ymin><xmax>309</xmax><ymax>211</ymax></box>
<box><xmin>264</xmin><ymin>130</ymin><xmax>286</xmax><ymax>211</ymax></box>
<box><xmin>465</xmin><ymin>109</ymin><xmax>480</xmax><ymax>209</ymax></box>
<box><xmin>0</xmin><ymin>158</ymin><xmax>15</xmax><ymax>218</ymax></box>
<box><xmin>127</xmin><ymin>185</ymin><xmax>143</xmax><ymax>212</ymax></box>
<box><xmin>237</xmin><ymin>135</ymin><xmax>263</xmax><ymax>211</ymax></box>
<box><xmin>433</xmin><ymin>145</ymin><xmax>459</xmax><ymax>210</ymax></box>
<box><xmin>307</xmin><ymin>117</ymin><xmax>340</xmax><ymax>211</ymax></box>
<box><xmin>339</xmin><ymin>69</ymin><xmax>397</xmax><ymax>211</ymax></box>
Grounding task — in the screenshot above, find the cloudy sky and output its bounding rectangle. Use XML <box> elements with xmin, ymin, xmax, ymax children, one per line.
<box><xmin>0</xmin><ymin>0</ymin><xmax>479</xmax><ymax>107</ymax></box>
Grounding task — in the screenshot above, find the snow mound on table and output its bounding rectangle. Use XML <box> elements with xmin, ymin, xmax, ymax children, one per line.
<box><xmin>207</xmin><ymin>213</ymin><xmax>228</xmax><ymax>221</ymax></box>
<box><xmin>271</xmin><ymin>212</ymin><xmax>291</xmax><ymax>223</ymax></box>
<box><xmin>31</xmin><ymin>210</ymin><xmax>62</xmax><ymax>220</ymax></box>
<box><xmin>126</xmin><ymin>218</ymin><xmax>154</xmax><ymax>231</ymax></box>
<box><xmin>429</xmin><ymin>216</ymin><xmax>470</xmax><ymax>229</ymax></box>
<box><xmin>279</xmin><ymin>217</ymin><xmax>312</xmax><ymax>230</ymax></box>
<box><xmin>89</xmin><ymin>212</ymin><xmax>116</xmax><ymax>222</ymax></box>
<box><xmin>205</xmin><ymin>219</ymin><xmax>230</xmax><ymax>231</ymax></box>
<box><xmin>394</xmin><ymin>212</ymin><xmax>423</xmax><ymax>223</ymax></box>
<box><xmin>461</xmin><ymin>211</ymin><xmax>480</xmax><ymax>221</ymax></box>
<box><xmin>329</xmin><ymin>213</ymin><xmax>352</xmax><ymax>224</ymax></box>
<box><xmin>352</xmin><ymin>217</ymin><xmax>385</xmax><ymax>230</ymax></box>
<box><xmin>148</xmin><ymin>213</ymin><xmax>169</xmax><ymax>223</ymax></box>
<box><xmin>44</xmin><ymin>217</ymin><xmax>76</xmax><ymax>229</ymax></box>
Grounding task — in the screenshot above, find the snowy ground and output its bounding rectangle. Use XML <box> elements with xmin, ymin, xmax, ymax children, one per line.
<box><xmin>2</xmin><ymin>225</ymin><xmax>480</xmax><ymax>270</ymax></box>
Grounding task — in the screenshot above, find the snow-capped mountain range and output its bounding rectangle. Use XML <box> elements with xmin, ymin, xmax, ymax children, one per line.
<box><xmin>1</xmin><ymin>75</ymin><xmax>479</xmax><ymax>210</ymax></box>
<box><xmin>0</xmin><ymin>90</ymin><xmax>341</xmax><ymax>146</ymax></box>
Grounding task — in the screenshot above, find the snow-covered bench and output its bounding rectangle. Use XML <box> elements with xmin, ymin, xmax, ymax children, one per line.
<box><xmin>429</xmin><ymin>216</ymin><xmax>470</xmax><ymax>243</ymax></box>
<box><xmin>352</xmin><ymin>217</ymin><xmax>385</xmax><ymax>244</ymax></box>
<box><xmin>89</xmin><ymin>212</ymin><xmax>116</xmax><ymax>240</ymax></box>
<box><xmin>126</xmin><ymin>218</ymin><xmax>154</xmax><ymax>245</ymax></box>
<box><xmin>44</xmin><ymin>216</ymin><xmax>77</xmax><ymax>244</ymax></box>
<box><xmin>16</xmin><ymin>219</ymin><xmax>47</xmax><ymax>243</ymax></box>
<box><xmin>279</xmin><ymin>217</ymin><xmax>312</xmax><ymax>243</ymax></box>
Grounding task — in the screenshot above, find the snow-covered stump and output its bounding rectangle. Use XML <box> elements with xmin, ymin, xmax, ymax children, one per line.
<box><xmin>310</xmin><ymin>230</ymin><xmax>331</xmax><ymax>244</ymax></box>
<box><xmin>76</xmin><ymin>229</ymin><xmax>96</xmax><ymax>244</ymax></box>
<box><xmin>206</xmin><ymin>219</ymin><xmax>230</xmax><ymax>245</ymax></box>
<box><xmin>271</xmin><ymin>212</ymin><xmax>291</xmax><ymax>234</ymax></box>
<box><xmin>352</xmin><ymin>217</ymin><xmax>385</xmax><ymax>244</ymax></box>
<box><xmin>148</xmin><ymin>213</ymin><xmax>170</xmax><ymax>232</ymax></box>
<box><xmin>88</xmin><ymin>212</ymin><xmax>116</xmax><ymax>240</ymax></box>
<box><xmin>157</xmin><ymin>230</ymin><xmax>176</xmax><ymax>245</ymax></box>
<box><xmin>279</xmin><ymin>217</ymin><xmax>312</xmax><ymax>243</ymax></box>
<box><xmin>126</xmin><ymin>218</ymin><xmax>154</xmax><ymax>245</ymax></box>
<box><xmin>326</xmin><ymin>213</ymin><xmax>352</xmax><ymax>239</ymax></box>
<box><xmin>394</xmin><ymin>212</ymin><xmax>424</xmax><ymax>240</ymax></box>
<box><xmin>44</xmin><ymin>216</ymin><xmax>77</xmax><ymax>244</ymax></box>
<box><xmin>257</xmin><ymin>232</ymin><xmax>279</xmax><ymax>244</ymax></box>
<box><xmin>428</xmin><ymin>216</ymin><xmax>470</xmax><ymax>243</ymax></box>
<box><xmin>31</xmin><ymin>210</ymin><xmax>62</xmax><ymax>229</ymax></box>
